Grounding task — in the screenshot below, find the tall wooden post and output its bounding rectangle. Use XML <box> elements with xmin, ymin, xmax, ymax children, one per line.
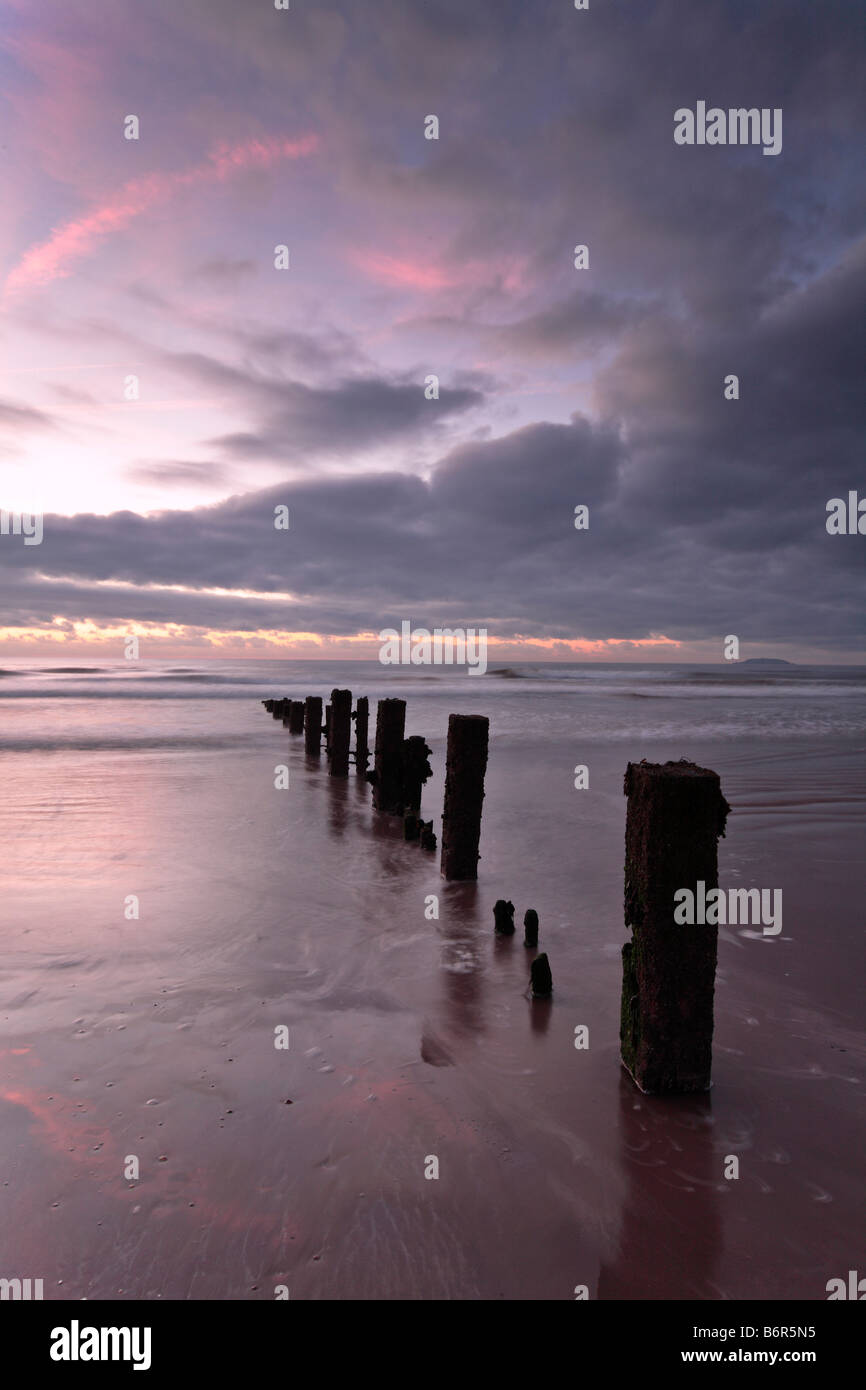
<box><xmin>328</xmin><ymin>689</ymin><xmax>352</xmax><ymax>777</ymax></box>
<box><xmin>304</xmin><ymin>696</ymin><xmax>322</xmax><ymax>754</ymax></box>
<box><xmin>288</xmin><ymin>700</ymin><xmax>305</xmax><ymax>734</ymax></box>
<box><xmin>371</xmin><ymin>698</ymin><xmax>405</xmax><ymax>813</ymax></box>
<box><xmin>440</xmin><ymin>714</ymin><xmax>489</xmax><ymax>880</ymax></box>
<box><xmin>621</xmin><ymin>759</ymin><xmax>730</xmax><ymax>1095</ymax></box>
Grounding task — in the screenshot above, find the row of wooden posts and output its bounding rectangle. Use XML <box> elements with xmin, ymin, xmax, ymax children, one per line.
<box><xmin>262</xmin><ymin>690</ymin><xmax>732</xmax><ymax>1097</ymax></box>
<box><xmin>261</xmin><ymin>691</ymin><xmax>490</xmax><ymax>880</ymax></box>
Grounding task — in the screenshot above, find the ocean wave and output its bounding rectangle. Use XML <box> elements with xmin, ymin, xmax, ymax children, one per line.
<box><xmin>0</xmin><ymin>666</ymin><xmax>107</xmax><ymax>676</ymax></box>
<box><xmin>0</xmin><ymin>735</ymin><xmax>239</xmax><ymax>752</ymax></box>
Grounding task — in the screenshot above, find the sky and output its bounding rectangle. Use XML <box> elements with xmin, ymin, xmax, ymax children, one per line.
<box><xmin>0</xmin><ymin>0</ymin><xmax>863</xmax><ymax>662</ymax></box>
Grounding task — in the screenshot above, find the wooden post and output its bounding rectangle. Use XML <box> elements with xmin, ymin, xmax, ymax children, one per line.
<box><xmin>621</xmin><ymin>759</ymin><xmax>730</xmax><ymax>1095</ymax></box>
<box><xmin>304</xmin><ymin>696</ymin><xmax>322</xmax><ymax>754</ymax></box>
<box><xmin>493</xmin><ymin>900</ymin><xmax>515</xmax><ymax>934</ymax></box>
<box><xmin>400</xmin><ymin>735</ymin><xmax>432</xmax><ymax>815</ymax></box>
<box><xmin>288</xmin><ymin>700</ymin><xmax>305</xmax><ymax>734</ymax></box>
<box><xmin>523</xmin><ymin>909</ymin><xmax>539</xmax><ymax>947</ymax></box>
<box><xmin>328</xmin><ymin>689</ymin><xmax>352</xmax><ymax>777</ymax></box>
<box><xmin>530</xmin><ymin>954</ymin><xmax>552</xmax><ymax>997</ymax></box>
<box><xmin>371</xmin><ymin>698</ymin><xmax>405</xmax><ymax>813</ymax></box>
<box><xmin>440</xmin><ymin>714</ymin><xmax>489</xmax><ymax>880</ymax></box>
<box><xmin>353</xmin><ymin>696</ymin><xmax>369</xmax><ymax>775</ymax></box>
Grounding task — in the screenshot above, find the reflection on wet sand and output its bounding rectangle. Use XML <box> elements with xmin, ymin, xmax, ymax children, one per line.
<box><xmin>598</xmin><ymin>1072</ymin><xmax>722</xmax><ymax>1299</ymax></box>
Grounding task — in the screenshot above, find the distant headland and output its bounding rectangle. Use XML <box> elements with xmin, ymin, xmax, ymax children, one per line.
<box><xmin>736</xmin><ymin>658</ymin><xmax>795</xmax><ymax>667</ymax></box>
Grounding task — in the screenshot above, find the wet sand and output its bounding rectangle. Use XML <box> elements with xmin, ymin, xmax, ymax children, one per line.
<box><xmin>0</xmin><ymin>681</ymin><xmax>863</xmax><ymax>1299</ymax></box>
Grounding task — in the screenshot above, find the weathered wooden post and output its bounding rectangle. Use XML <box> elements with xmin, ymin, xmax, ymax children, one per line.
<box><xmin>400</xmin><ymin>735</ymin><xmax>432</xmax><ymax>815</ymax></box>
<box><xmin>620</xmin><ymin>759</ymin><xmax>730</xmax><ymax>1095</ymax></box>
<box><xmin>304</xmin><ymin>696</ymin><xmax>322</xmax><ymax>754</ymax></box>
<box><xmin>370</xmin><ymin>698</ymin><xmax>406</xmax><ymax>813</ymax></box>
<box><xmin>530</xmin><ymin>953</ymin><xmax>552</xmax><ymax>997</ymax></box>
<box><xmin>440</xmin><ymin>714</ymin><xmax>489</xmax><ymax>880</ymax></box>
<box><xmin>328</xmin><ymin>689</ymin><xmax>352</xmax><ymax>777</ymax></box>
<box><xmin>493</xmin><ymin>900</ymin><xmax>515</xmax><ymax>934</ymax></box>
<box><xmin>523</xmin><ymin>909</ymin><xmax>539</xmax><ymax>947</ymax></box>
<box><xmin>288</xmin><ymin>700</ymin><xmax>305</xmax><ymax>734</ymax></box>
<box><xmin>353</xmin><ymin>697</ymin><xmax>369</xmax><ymax>775</ymax></box>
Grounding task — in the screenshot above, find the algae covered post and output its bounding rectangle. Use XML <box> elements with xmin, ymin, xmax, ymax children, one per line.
<box><xmin>440</xmin><ymin>713</ymin><xmax>489</xmax><ymax>881</ymax></box>
<box><xmin>620</xmin><ymin>759</ymin><xmax>730</xmax><ymax>1095</ymax></box>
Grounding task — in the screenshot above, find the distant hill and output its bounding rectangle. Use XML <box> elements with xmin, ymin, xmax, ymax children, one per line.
<box><xmin>737</xmin><ymin>658</ymin><xmax>795</xmax><ymax>667</ymax></box>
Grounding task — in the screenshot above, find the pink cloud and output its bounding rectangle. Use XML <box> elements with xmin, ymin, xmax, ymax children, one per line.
<box><xmin>351</xmin><ymin>248</ymin><xmax>531</xmax><ymax>297</ymax></box>
<box><xmin>350</xmin><ymin>251</ymin><xmax>461</xmax><ymax>291</ymax></box>
<box><xmin>4</xmin><ymin>133</ymin><xmax>319</xmax><ymax>294</ymax></box>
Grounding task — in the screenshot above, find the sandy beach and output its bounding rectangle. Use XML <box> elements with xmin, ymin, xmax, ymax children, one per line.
<box><xmin>0</xmin><ymin>660</ymin><xmax>863</xmax><ymax>1299</ymax></box>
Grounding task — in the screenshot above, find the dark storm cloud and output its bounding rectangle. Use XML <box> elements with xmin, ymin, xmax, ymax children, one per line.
<box><xmin>204</xmin><ymin>375</ymin><xmax>484</xmax><ymax>459</ymax></box>
<box><xmin>63</xmin><ymin>333</ymin><xmax>486</xmax><ymax>460</ymax></box>
<box><xmin>1</xmin><ymin>256</ymin><xmax>862</xmax><ymax>650</ymax></box>
<box><xmin>345</xmin><ymin>0</ymin><xmax>862</xmax><ymax>339</ymax></box>
<box><xmin>196</xmin><ymin>0</ymin><xmax>861</xmax><ymax>316</ymax></box>
<box><xmin>489</xmin><ymin>291</ymin><xmax>648</xmax><ymax>360</ymax></box>
<box><xmin>401</xmin><ymin>290</ymin><xmax>647</xmax><ymax>365</ymax></box>
<box><xmin>232</xmin><ymin>326</ymin><xmax>362</xmax><ymax>377</ymax></box>
<box><xmin>594</xmin><ymin>234</ymin><xmax>866</xmax><ymax>530</ymax></box>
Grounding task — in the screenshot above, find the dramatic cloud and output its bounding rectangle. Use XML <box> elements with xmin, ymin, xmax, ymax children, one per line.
<box><xmin>0</xmin><ymin>0</ymin><xmax>863</xmax><ymax>657</ymax></box>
